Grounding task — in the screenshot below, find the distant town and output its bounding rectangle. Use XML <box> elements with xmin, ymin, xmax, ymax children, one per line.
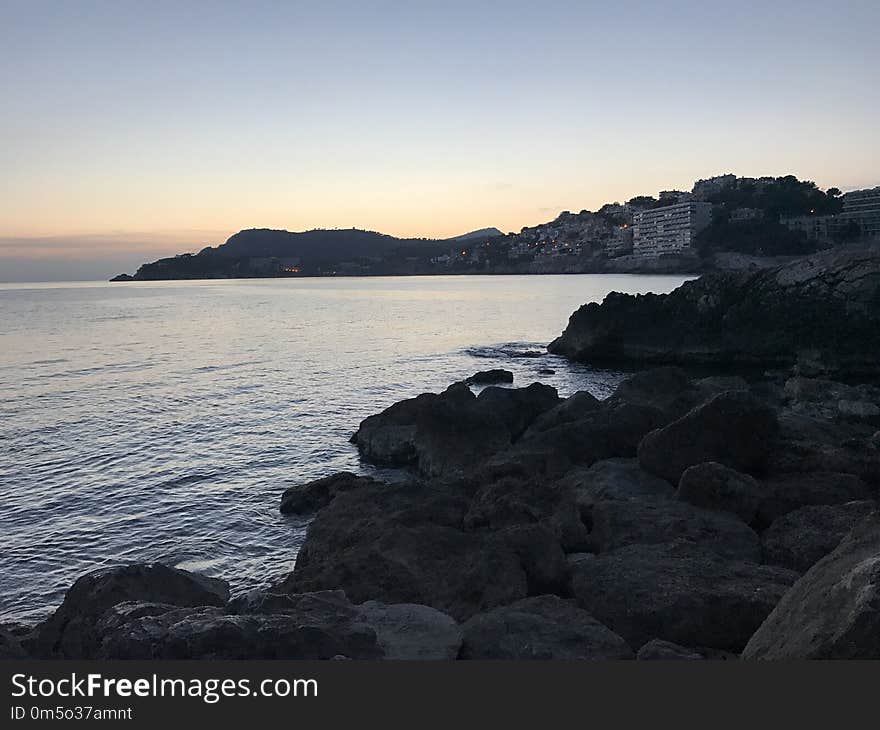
<box><xmin>112</xmin><ymin>175</ymin><xmax>880</xmax><ymax>281</ymax></box>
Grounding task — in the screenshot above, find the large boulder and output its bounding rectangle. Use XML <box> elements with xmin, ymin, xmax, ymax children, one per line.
<box><xmin>560</xmin><ymin>458</ymin><xmax>675</xmax><ymax>519</ymax></box>
<box><xmin>549</xmin><ymin>248</ymin><xmax>880</xmax><ymax>378</ymax></box>
<box><xmin>280</xmin><ymin>471</ymin><xmax>377</xmax><ymax>515</ymax></box>
<box><xmin>589</xmin><ymin>498</ymin><xmax>761</xmax><ymax>562</ymax></box>
<box><xmin>353</xmin><ymin>601</ymin><xmax>462</xmax><ymax>660</ymax></box>
<box><xmin>677</xmin><ymin>462</ymin><xmax>764</xmax><ymax>523</ymax></box>
<box><xmin>351</xmin><ymin>383</ymin><xmax>512</xmax><ymax>476</ymax></box>
<box><xmin>351</xmin><ymin>382</ymin><xmax>559</xmax><ymax>477</ymax></box>
<box><xmin>743</xmin><ymin>512</ymin><xmax>880</xmax><ymax>659</ymax></box>
<box><xmin>465</xmin><ymin>369</ymin><xmax>514</xmax><ymax>385</ymax></box>
<box><xmin>606</xmin><ymin>367</ymin><xmax>704</xmax><ymax>422</ymax></box>
<box><xmin>460</xmin><ymin>595</ymin><xmax>633</xmax><ymax>660</ymax></box>
<box><xmin>569</xmin><ymin>543</ymin><xmax>798</xmax><ymax>651</ymax></box>
<box><xmin>281</xmin><ymin>481</ymin><xmax>527</xmax><ymax>621</ymax></box>
<box><xmin>756</xmin><ymin>472</ymin><xmax>874</xmax><ymax>525</ymax></box>
<box><xmin>490</xmin><ymin>402</ymin><xmax>665</xmax><ymax>479</ymax></box>
<box><xmin>526</xmin><ymin>390</ymin><xmax>602</xmax><ymax>433</ymax></box>
<box><xmin>637</xmin><ymin>391</ymin><xmax>779</xmax><ymax>483</ymax></box>
<box><xmin>475</xmin><ymin>383</ymin><xmax>561</xmax><ymax>440</ymax></box>
<box><xmin>29</xmin><ymin>564</ymin><xmax>229</xmax><ymax>659</ymax></box>
<box><xmin>761</xmin><ymin>500</ymin><xmax>877</xmax><ymax>572</ymax></box>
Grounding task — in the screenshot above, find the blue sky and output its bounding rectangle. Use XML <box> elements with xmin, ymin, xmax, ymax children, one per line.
<box><xmin>1</xmin><ymin>0</ymin><xmax>878</xmax><ymax>280</ymax></box>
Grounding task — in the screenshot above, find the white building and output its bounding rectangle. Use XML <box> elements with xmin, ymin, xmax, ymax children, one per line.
<box><xmin>633</xmin><ymin>202</ymin><xmax>713</xmax><ymax>258</ymax></box>
<box><xmin>841</xmin><ymin>186</ymin><xmax>880</xmax><ymax>240</ymax></box>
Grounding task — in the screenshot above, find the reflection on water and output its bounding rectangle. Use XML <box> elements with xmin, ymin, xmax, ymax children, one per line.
<box><xmin>0</xmin><ymin>274</ymin><xmax>688</xmax><ymax>621</ymax></box>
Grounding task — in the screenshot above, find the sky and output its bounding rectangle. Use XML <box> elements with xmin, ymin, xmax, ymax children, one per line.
<box><xmin>2</xmin><ymin>0</ymin><xmax>879</xmax><ymax>281</ymax></box>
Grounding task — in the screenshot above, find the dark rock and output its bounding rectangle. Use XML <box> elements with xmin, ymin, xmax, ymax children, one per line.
<box><xmin>352</xmin><ymin>382</ymin><xmax>559</xmax><ymax>477</ymax></box>
<box><xmin>757</xmin><ymin>472</ymin><xmax>874</xmax><ymax>525</ymax></box>
<box><xmin>30</xmin><ymin>564</ymin><xmax>229</xmax><ymax>659</ymax></box>
<box><xmin>475</xmin><ymin>383</ymin><xmax>560</xmax><ymax>441</ymax></box>
<box><xmin>491</xmin><ymin>402</ymin><xmax>665</xmax><ymax>479</ymax></box>
<box><xmin>354</xmin><ymin>601</ymin><xmax>462</xmax><ymax>660</ymax></box>
<box><xmin>761</xmin><ymin>500</ymin><xmax>878</xmax><ymax>572</ymax></box>
<box><xmin>569</xmin><ymin>543</ymin><xmax>797</xmax><ymax>651</ymax></box>
<box><xmin>677</xmin><ymin>462</ymin><xmax>764</xmax><ymax>523</ymax></box>
<box><xmin>351</xmin><ymin>383</ymin><xmax>511</xmax><ymax>476</ymax></box>
<box><xmin>549</xmin><ymin>248</ymin><xmax>880</xmax><ymax>378</ymax></box>
<box><xmin>229</xmin><ymin>588</ymin><xmax>461</xmax><ymax>660</ymax></box>
<box><xmin>636</xmin><ymin>639</ymin><xmax>703</xmax><ymax>661</ymax></box>
<box><xmin>537</xmin><ymin>368</ymin><xmax>556</xmax><ymax>375</ymax></box>
<box><xmin>743</xmin><ymin>512</ymin><xmax>880</xmax><ymax>659</ymax></box>
<box><xmin>95</xmin><ymin>595</ymin><xmax>382</xmax><ymax>660</ymax></box>
<box><xmin>525</xmin><ymin>390</ymin><xmax>602</xmax><ymax>433</ymax></box>
<box><xmin>696</xmin><ymin>375</ymin><xmax>750</xmax><ymax>395</ymax></box>
<box><xmin>560</xmin><ymin>458</ymin><xmax>675</xmax><ymax>519</ymax></box>
<box><xmin>460</xmin><ymin>595</ymin><xmax>633</xmax><ymax>660</ymax></box>
<box><xmin>0</xmin><ymin>625</ymin><xmax>29</xmax><ymax>660</ymax></box>
<box><xmin>589</xmin><ymin>498</ymin><xmax>761</xmax><ymax>562</ymax></box>
<box><xmin>282</xmin><ymin>481</ymin><xmax>527</xmax><ymax>622</ymax></box>
<box><xmin>465</xmin><ymin>369</ymin><xmax>514</xmax><ymax>385</ymax></box>
<box><xmin>608</xmin><ymin>367</ymin><xmax>703</xmax><ymax>421</ymax></box>
<box><xmin>464</xmin><ymin>476</ymin><xmax>588</xmax><ymax>552</ymax></box>
<box><xmin>494</xmin><ymin>524</ymin><xmax>568</xmax><ymax>595</ymax></box>
<box><xmin>280</xmin><ymin>471</ymin><xmax>377</xmax><ymax>515</ymax></box>
<box><xmin>638</xmin><ymin>391</ymin><xmax>779</xmax><ymax>483</ymax></box>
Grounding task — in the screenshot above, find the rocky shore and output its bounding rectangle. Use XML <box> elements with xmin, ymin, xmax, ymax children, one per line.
<box><xmin>5</xmin><ymin>248</ymin><xmax>880</xmax><ymax>660</ymax></box>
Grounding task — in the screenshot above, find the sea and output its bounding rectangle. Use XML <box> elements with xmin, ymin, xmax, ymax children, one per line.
<box><xmin>0</xmin><ymin>274</ymin><xmax>688</xmax><ymax>622</ymax></box>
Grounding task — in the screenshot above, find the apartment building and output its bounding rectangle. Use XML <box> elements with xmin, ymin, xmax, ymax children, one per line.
<box><xmin>633</xmin><ymin>202</ymin><xmax>713</xmax><ymax>258</ymax></box>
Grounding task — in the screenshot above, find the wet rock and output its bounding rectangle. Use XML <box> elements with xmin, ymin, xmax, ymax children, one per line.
<box><xmin>465</xmin><ymin>369</ymin><xmax>514</xmax><ymax>385</ymax></box>
<box><xmin>761</xmin><ymin>500</ymin><xmax>878</xmax><ymax>572</ymax></box>
<box><xmin>460</xmin><ymin>595</ymin><xmax>634</xmax><ymax>660</ymax></box>
<box><xmin>569</xmin><ymin>542</ymin><xmax>797</xmax><ymax>651</ymax></box>
<box><xmin>638</xmin><ymin>391</ymin><xmax>779</xmax><ymax>483</ymax></box>
<box><xmin>30</xmin><ymin>564</ymin><xmax>229</xmax><ymax>659</ymax></box>
<box><xmin>280</xmin><ymin>471</ymin><xmax>377</xmax><ymax>515</ymax></box>
<box><xmin>743</xmin><ymin>512</ymin><xmax>880</xmax><ymax>659</ymax></box>
<box><xmin>677</xmin><ymin>462</ymin><xmax>764</xmax><ymax>523</ymax></box>
<box><xmin>589</xmin><ymin>498</ymin><xmax>761</xmax><ymax>562</ymax></box>
<box><xmin>636</xmin><ymin>639</ymin><xmax>703</xmax><ymax>661</ymax></box>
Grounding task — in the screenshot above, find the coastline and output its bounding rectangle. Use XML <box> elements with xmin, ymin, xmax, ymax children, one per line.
<box><xmin>4</xmin><ymin>248</ymin><xmax>879</xmax><ymax>660</ymax></box>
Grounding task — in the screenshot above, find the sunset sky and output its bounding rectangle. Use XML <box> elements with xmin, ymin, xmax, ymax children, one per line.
<box><xmin>2</xmin><ymin>0</ymin><xmax>879</xmax><ymax>280</ymax></box>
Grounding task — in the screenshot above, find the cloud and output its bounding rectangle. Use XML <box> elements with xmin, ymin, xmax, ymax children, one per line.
<box><xmin>0</xmin><ymin>230</ymin><xmax>229</xmax><ymax>260</ymax></box>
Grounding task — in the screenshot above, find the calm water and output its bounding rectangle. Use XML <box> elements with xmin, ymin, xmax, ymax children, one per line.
<box><xmin>0</xmin><ymin>274</ymin><xmax>688</xmax><ymax>622</ymax></box>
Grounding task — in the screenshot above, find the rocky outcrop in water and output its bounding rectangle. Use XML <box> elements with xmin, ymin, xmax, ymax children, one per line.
<box><xmin>548</xmin><ymin>248</ymin><xmax>880</xmax><ymax>378</ymax></box>
<box><xmin>14</xmin><ymin>362</ymin><xmax>880</xmax><ymax>660</ymax></box>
